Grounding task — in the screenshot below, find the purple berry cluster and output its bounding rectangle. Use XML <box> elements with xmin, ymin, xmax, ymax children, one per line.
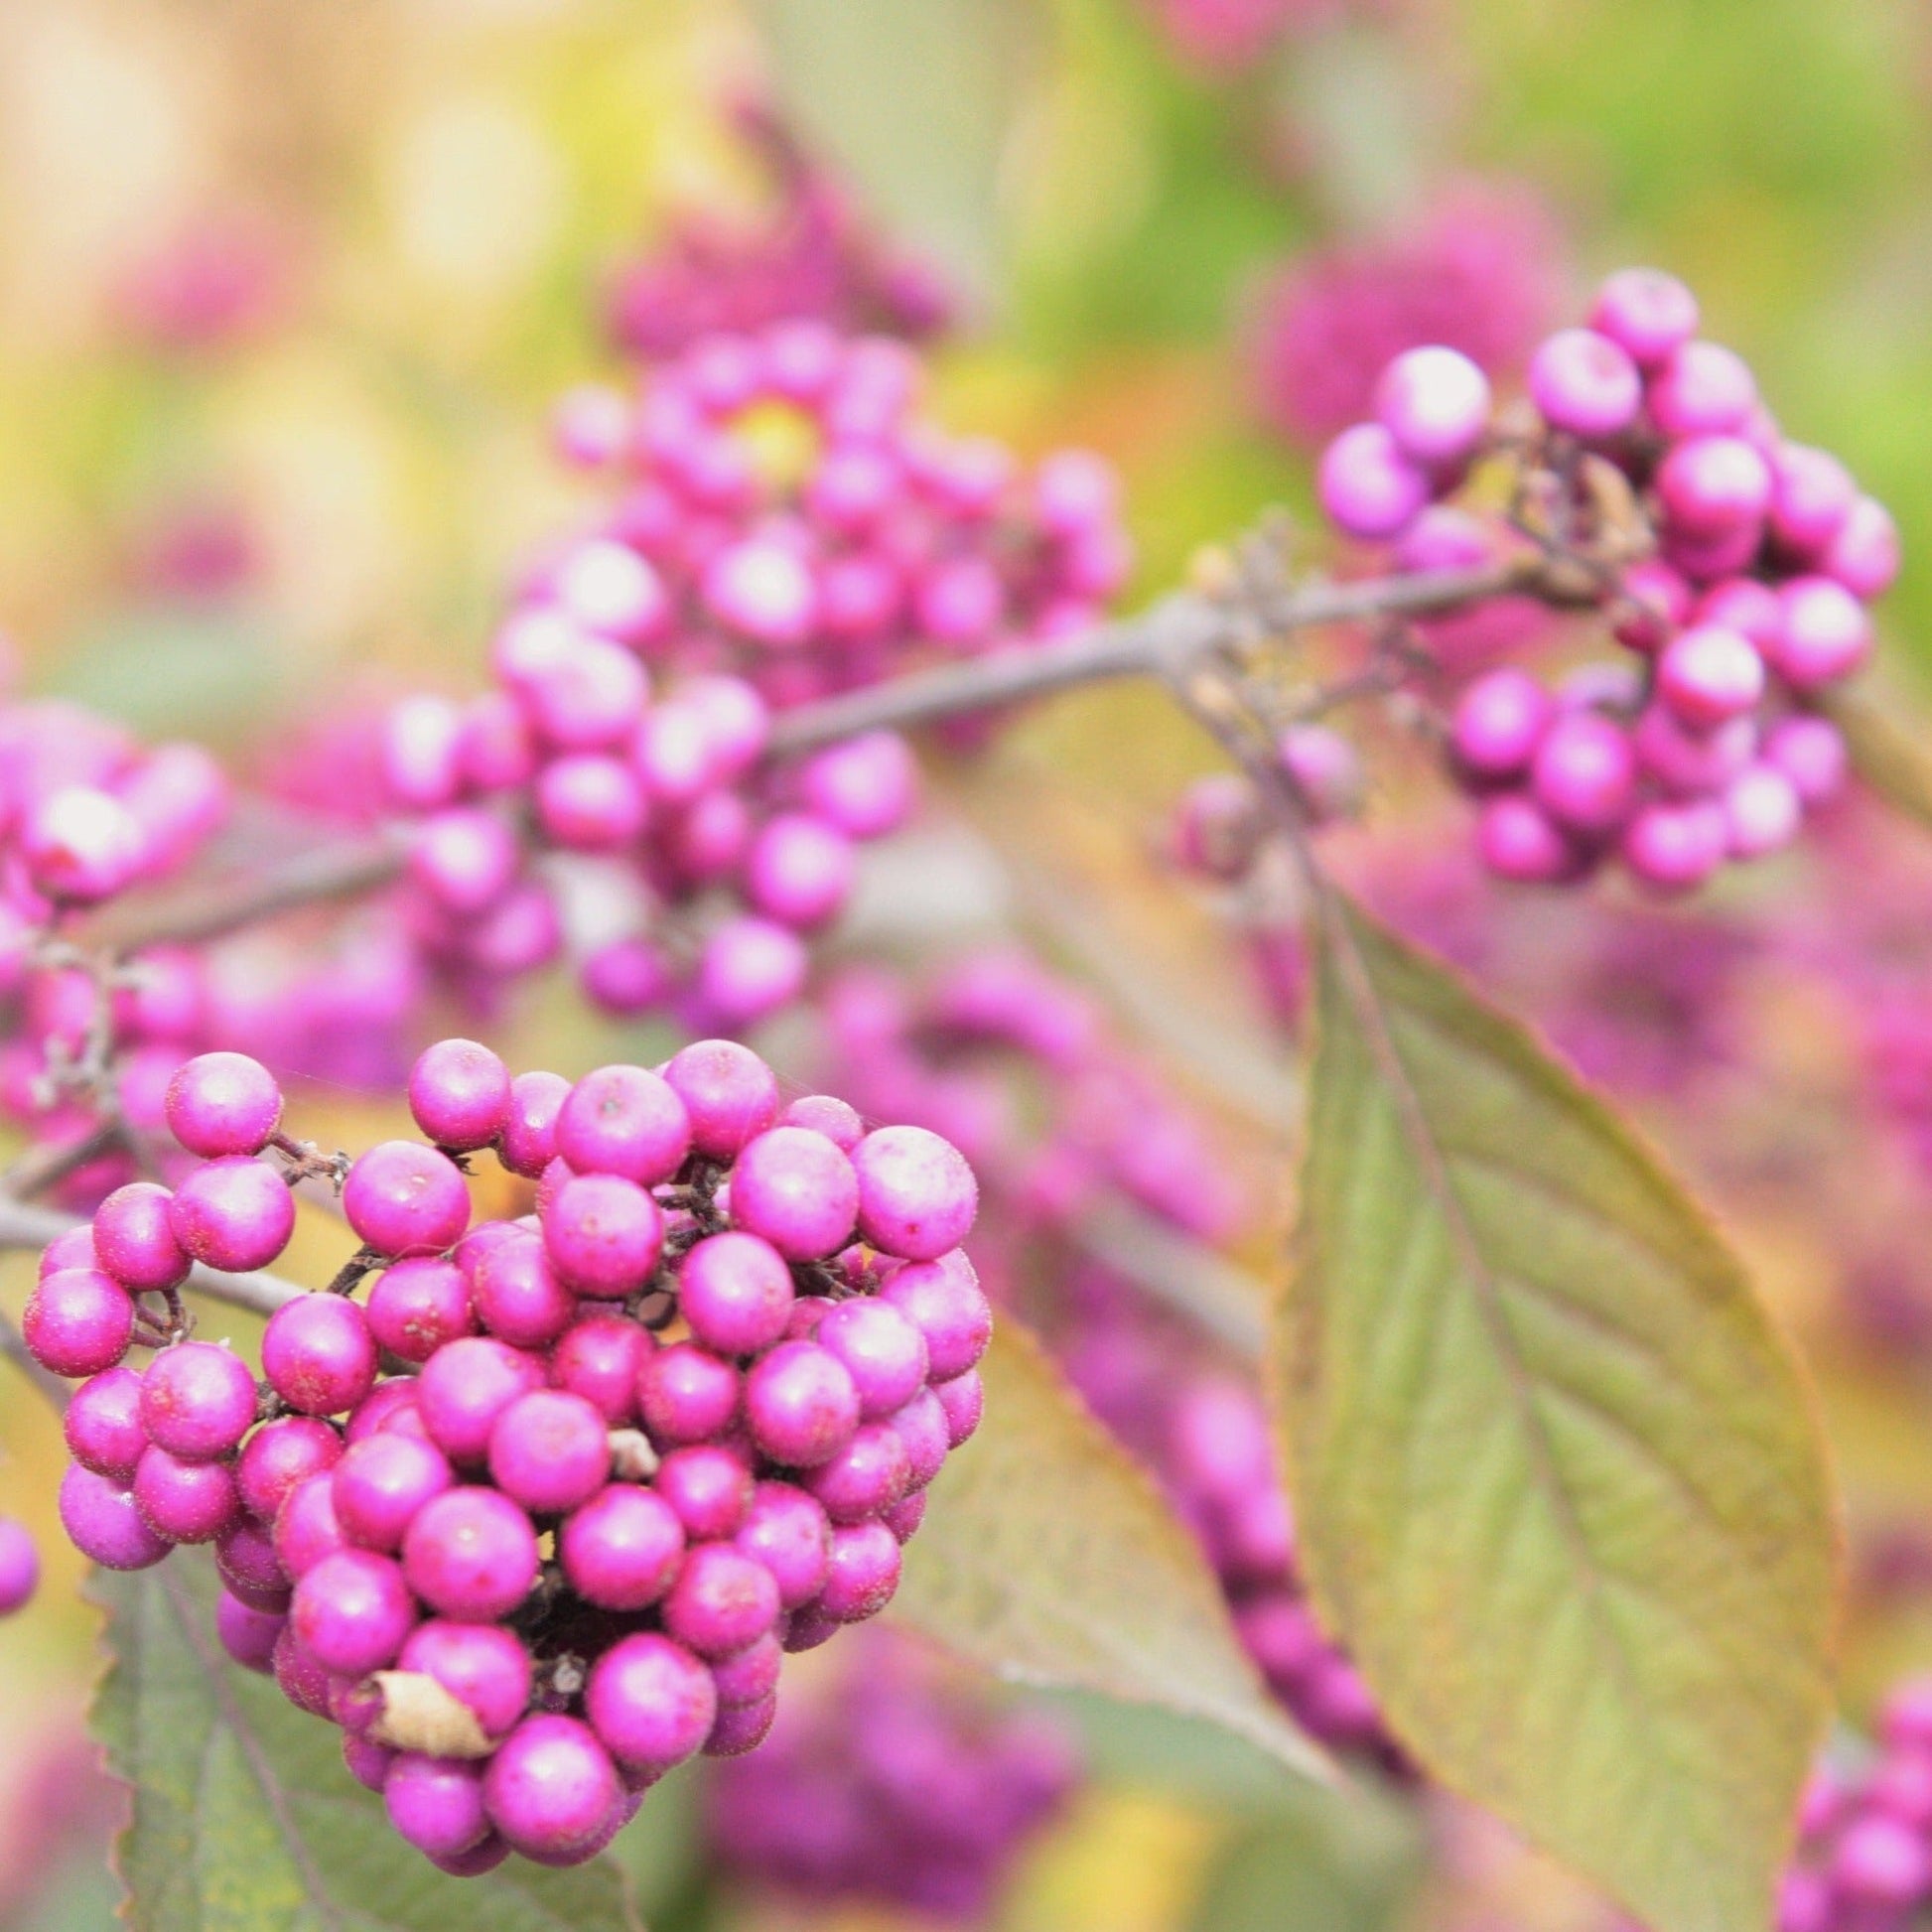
<box><xmin>1059</xmin><ymin>1265</ymin><xmax>1395</xmax><ymax>1761</ymax></box>
<box><xmin>703</xmin><ymin>1626</ymin><xmax>1079</xmax><ymax>1921</ymax></box>
<box><xmin>1315</xmin><ymin>268</ymin><xmax>1895</xmax><ymax>892</ymax></box>
<box><xmin>601</xmin><ymin>96</ymin><xmax>953</xmax><ymax>364</ymax></box>
<box><xmin>377</xmin><ymin>321</ymin><xmax>1126</xmax><ymax>1032</ymax></box>
<box><xmin>1777</xmin><ymin>1680</ymin><xmax>1932</xmax><ymax>1932</ymax></box>
<box><xmin>35</xmin><ymin>1039</ymin><xmax>988</xmax><ymax>1874</ymax></box>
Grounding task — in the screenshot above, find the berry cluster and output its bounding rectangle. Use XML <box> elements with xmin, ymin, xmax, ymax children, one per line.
<box><xmin>1315</xmin><ymin>268</ymin><xmax>1895</xmax><ymax>892</ymax></box>
<box><xmin>1059</xmin><ymin>1265</ymin><xmax>1395</xmax><ymax>1761</ymax></box>
<box><xmin>1777</xmin><ymin>1680</ymin><xmax>1932</xmax><ymax>1932</ymax></box>
<box><xmin>703</xmin><ymin>1627</ymin><xmax>1079</xmax><ymax>1920</ymax></box>
<box><xmin>603</xmin><ymin>97</ymin><xmax>952</xmax><ymax>363</ymax></box>
<box><xmin>33</xmin><ymin>1040</ymin><xmax>988</xmax><ymax>1874</ymax></box>
<box><xmin>378</xmin><ymin>321</ymin><xmax>1127</xmax><ymax>1032</ymax></box>
<box><xmin>1254</xmin><ymin>182</ymin><xmax>1563</xmax><ymax>448</ymax></box>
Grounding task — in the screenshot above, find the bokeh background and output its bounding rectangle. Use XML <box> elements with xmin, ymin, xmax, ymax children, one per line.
<box><xmin>2</xmin><ymin>1</ymin><xmax>1932</xmax><ymax>1926</ymax></box>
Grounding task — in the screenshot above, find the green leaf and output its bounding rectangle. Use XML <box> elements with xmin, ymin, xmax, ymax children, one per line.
<box><xmin>87</xmin><ymin>1554</ymin><xmax>643</xmax><ymax>1932</ymax></box>
<box><xmin>1279</xmin><ymin>892</ymin><xmax>1838</xmax><ymax>1932</ymax></box>
<box><xmin>893</xmin><ymin>1319</ymin><xmax>1330</xmax><ymax>1785</ymax></box>
<box><xmin>751</xmin><ymin>0</ymin><xmax>1040</xmax><ymax>305</ymax></box>
<box><xmin>1187</xmin><ymin>1782</ymin><xmax>1420</xmax><ymax>1932</ymax></box>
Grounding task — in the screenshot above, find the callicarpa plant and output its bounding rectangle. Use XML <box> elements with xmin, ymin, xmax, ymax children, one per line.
<box><xmin>6</xmin><ymin>24</ymin><xmax>1932</xmax><ymax>1932</ymax></box>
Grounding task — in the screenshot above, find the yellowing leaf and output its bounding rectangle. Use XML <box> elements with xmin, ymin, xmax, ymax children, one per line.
<box><xmin>1279</xmin><ymin>893</ymin><xmax>1838</xmax><ymax>1932</ymax></box>
<box><xmin>895</xmin><ymin>1319</ymin><xmax>1330</xmax><ymax>1784</ymax></box>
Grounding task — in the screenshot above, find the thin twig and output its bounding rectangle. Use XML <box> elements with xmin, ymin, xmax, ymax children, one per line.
<box><xmin>768</xmin><ymin>561</ymin><xmax>1526</xmax><ymax>757</ymax></box>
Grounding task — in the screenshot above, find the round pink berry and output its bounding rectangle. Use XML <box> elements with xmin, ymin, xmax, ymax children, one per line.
<box><xmin>403</xmin><ymin>1487</ymin><xmax>541</xmax><ymax>1621</ymax></box>
<box><xmin>168</xmin><ymin>1157</ymin><xmax>295</xmax><ymax>1272</ymax></box>
<box><xmin>470</xmin><ymin>1232</ymin><xmax>576</xmax><ymax>1348</ymax></box>
<box><xmin>1372</xmin><ymin>345</ymin><xmax>1491</xmax><ymax>470</ymax></box>
<box><xmin>1527</xmin><ymin>329</ymin><xmax>1641</xmax><ymax>441</ymax></box>
<box><xmin>141</xmin><ymin>1339</ymin><xmax>258</xmax><ymax>1460</ymax></box>
<box><xmin>263</xmin><ymin>1296</ymin><xmax>378</xmax><ymax>1418</ymax></box>
<box><xmin>486</xmin><ymin>1391</ymin><xmax>611</xmax><ymax>1517</ymax></box>
<box><xmin>366</xmin><ymin>1258</ymin><xmax>476</xmax><ymax>1364</ymax></box>
<box><xmin>92</xmin><ymin>1181</ymin><xmax>191</xmax><ymax>1292</ymax></box>
<box><xmin>291</xmin><ymin>1548</ymin><xmax>417</xmax><ymax>1676</ymax></box>
<box><xmin>165</xmin><ymin>1052</ymin><xmax>282</xmax><ymax>1158</ymax></box>
<box><xmin>1530</xmin><ymin>712</ymin><xmax>1637</xmax><ymax>835</ymax></box>
<box><xmin>850</xmin><ymin>1125</ymin><xmax>977</xmax><ymax>1262</ymax></box>
<box><xmin>483</xmin><ymin>1716</ymin><xmax>623</xmax><ymax>1866</ymax></box>
<box><xmin>24</xmin><ymin>1268</ymin><xmax>133</xmax><ymax>1379</ymax></box>
<box><xmin>499</xmin><ymin>1070</ymin><xmax>570</xmax><ymax>1178</ymax></box>
<box><xmin>65</xmin><ymin>1366</ymin><xmax>147</xmax><ymax>1479</ymax></box>
<box><xmin>395</xmin><ymin>1619</ymin><xmax>532</xmax><ymax>1741</ymax></box>
<box><xmin>1317</xmin><ymin>423</ymin><xmax>1429</xmax><ymax>541</ymax></box>
<box><xmin>677</xmin><ymin>1232</ymin><xmax>795</xmax><ymax>1358</ymax></box>
<box><xmin>238</xmin><ymin>1416</ymin><xmax>342</xmax><ymax>1523</ymax></box>
<box><xmin>745</xmin><ymin>1340</ymin><xmax>860</xmax><ymax>1468</ymax></box>
<box><xmin>133</xmin><ymin>1445</ymin><xmax>239</xmax><ymax>1544</ymax></box>
<box><xmin>729</xmin><ymin>1127</ymin><xmax>859</xmax><ymax>1262</ymax></box>
<box><xmin>408</xmin><ymin>1039</ymin><xmax>512</xmax><ymax>1154</ymax></box>
<box><xmin>555</xmin><ymin>1065</ymin><xmax>691</xmax><ymax>1186</ymax></box>
<box><xmin>344</xmin><ymin>1142</ymin><xmax>471</xmax><ymax>1259</ymax></box>
<box><xmin>543</xmin><ymin>1173</ymin><xmax>664</xmax><ymax>1300</ymax></box>
<box><xmin>735</xmin><ymin>1480</ymin><xmax>832</xmax><ymax>1608</ymax></box>
<box><xmin>654</xmin><ymin>1445</ymin><xmax>755</xmax><ymax>1542</ymax></box>
<box><xmin>817</xmin><ymin>1299</ymin><xmax>929</xmax><ymax>1420</ymax></box>
<box><xmin>1656</xmin><ymin>623</ymin><xmax>1765</xmax><ymax>731</ymax></box>
<box><xmin>880</xmin><ymin>1252</ymin><xmax>994</xmax><ymax>1381</ymax></box>
<box><xmin>385</xmin><ymin>1753</ymin><xmax>489</xmax><ymax>1863</ymax></box>
<box><xmin>661</xmin><ymin>1542</ymin><xmax>780</xmax><ymax>1658</ymax></box>
<box><xmin>1450</xmin><ymin>670</ymin><xmax>1553</xmax><ymax>781</ymax></box>
<box><xmin>1588</xmin><ymin>268</ymin><xmax>1699</xmax><ymax>367</ymax></box>
<box><xmin>332</xmin><ymin>1434</ymin><xmax>455</xmax><ymax>1552</ymax></box>
<box><xmin>815</xmin><ymin>1519</ymin><xmax>902</xmax><ymax>1622</ymax></box>
<box><xmin>549</xmin><ymin>1314</ymin><xmax>648</xmax><ymax>1425</ymax></box>
<box><xmin>416</xmin><ymin>1337</ymin><xmax>546</xmax><ymax>1467</ymax></box>
<box><xmin>216</xmin><ymin>1589</ymin><xmax>283</xmax><ymax>1672</ymax></box>
<box><xmin>60</xmin><ymin>1464</ymin><xmax>170</xmax><ymax>1571</ymax></box>
<box><xmin>584</xmin><ymin>1633</ymin><xmax>717</xmax><ymax>1774</ymax></box>
<box><xmin>662</xmin><ymin>1039</ymin><xmax>782</xmax><ymax>1160</ymax></box>
<box><xmin>560</xmin><ymin>1483</ymin><xmax>685</xmax><ymax>1611</ymax></box>
<box><xmin>637</xmin><ymin>1342</ymin><xmax>741</xmax><ymax>1446</ymax></box>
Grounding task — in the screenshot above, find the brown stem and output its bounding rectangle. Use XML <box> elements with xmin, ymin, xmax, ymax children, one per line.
<box><xmin>87</xmin><ymin>832</ymin><xmax>406</xmax><ymax>955</ymax></box>
<box><xmin>767</xmin><ymin>560</ymin><xmax>1528</xmax><ymax>757</ymax></box>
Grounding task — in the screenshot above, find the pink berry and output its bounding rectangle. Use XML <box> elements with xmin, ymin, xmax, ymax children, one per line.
<box><xmin>933</xmin><ymin>1368</ymin><xmax>985</xmax><ymax>1449</ymax></box>
<box><xmin>555</xmin><ymin>1065</ymin><xmax>691</xmax><ymax>1186</ymax></box>
<box><xmin>25</xmin><ymin>1268</ymin><xmax>134</xmax><ymax>1378</ymax></box>
<box><xmin>1621</xmin><ymin>799</ymin><xmax>1728</xmax><ymax>893</ymax></box>
<box><xmin>661</xmin><ymin>1542</ymin><xmax>780</xmax><ymax>1658</ymax></box>
<box><xmin>1588</xmin><ymin>268</ymin><xmax>1699</xmax><ymax>367</ymax></box>
<box><xmin>291</xmin><ymin>1548</ymin><xmax>417</xmax><ymax>1676</ymax></box>
<box><xmin>735</xmin><ymin>1481</ymin><xmax>832</xmax><ymax>1608</ymax></box>
<box><xmin>133</xmin><ymin>1445</ymin><xmax>239</xmax><ymax>1544</ymax></box>
<box><xmin>499</xmin><ymin>1070</ymin><xmax>570</xmax><ymax>1178</ymax></box>
<box><xmin>1645</xmin><ymin>340</ymin><xmax>1757</xmax><ymax>438</ymax></box>
<box><xmin>662</xmin><ymin>1039</ymin><xmax>782</xmax><ymax>1160</ymax></box>
<box><xmin>1316</xmin><ymin>424</ymin><xmax>1428</xmax><ymax>541</ymax></box>
<box><xmin>796</xmin><ymin>732</ymin><xmax>918</xmax><ymax>840</ymax></box>
<box><xmin>879</xmin><ymin>1252</ymin><xmax>994</xmax><ymax>1380</ymax></box>
<box><xmin>745</xmin><ymin>1340</ymin><xmax>861</xmax><ymax>1468</ymax></box>
<box><xmin>385</xmin><ymin>1753</ymin><xmax>489</xmax><ymax>1863</ymax></box>
<box><xmin>1530</xmin><ymin>712</ymin><xmax>1637</xmax><ymax>835</ymax></box>
<box><xmin>816</xmin><ymin>1299</ymin><xmax>928</xmax><ymax>1420</ymax></box>
<box><xmin>1822</xmin><ymin>494</ymin><xmax>1899</xmax><ymax>600</ymax></box>
<box><xmin>263</xmin><ymin>1296</ymin><xmax>378</xmax><ymax>1417</ymax></box>
<box><xmin>216</xmin><ymin>1588</ymin><xmax>284</xmax><ymax>1672</ymax></box>
<box><xmin>744</xmin><ymin>813</ymin><xmax>857</xmax><ymax>930</ymax></box>
<box><xmin>237</xmin><ymin>1416</ymin><xmax>342</xmax><ymax>1523</ymax></box>
<box><xmin>1655</xmin><ymin>624</ymin><xmax>1764</xmax><ymax>730</ymax></box>
<box><xmin>165</xmin><ymin>1052</ymin><xmax>282</xmax><ymax>1157</ymax></box>
<box><xmin>408</xmin><ymin>1039</ymin><xmax>512</xmax><ymax>1153</ymax></box>
<box><xmin>486</xmin><ymin>1391</ymin><xmax>611</xmax><ymax>1516</ymax></box>
<box><xmin>1372</xmin><ymin>345</ymin><xmax>1491</xmax><ymax>470</ymax></box>
<box><xmin>22</xmin><ymin>787</ymin><xmax>146</xmax><ymax>902</ymax></box>
<box><xmin>343</xmin><ymin>1142</ymin><xmax>471</xmax><ymax>1258</ymax></box>
<box><xmin>815</xmin><ymin>1519</ymin><xmax>902</xmax><ymax>1622</ymax></box>
<box><xmin>483</xmin><ymin>1716</ymin><xmax>623</xmax><ymax>1866</ymax></box>
<box><xmin>1655</xmin><ymin>435</ymin><xmax>1771</xmax><ymax>539</ymax></box>
<box><xmin>471</xmin><ymin>1232</ymin><xmax>577</xmax><ymax>1347</ymax></box>
<box><xmin>168</xmin><ymin>1157</ymin><xmax>296</xmax><ymax>1272</ymax></box>
<box><xmin>416</xmin><ymin>1337</ymin><xmax>546</xmax><ymax>1467</ymax></box>
<box><xmin>637</xmin><ymin>1342</ymin><xmax>741</xmax><ymax>1446</ymax></box>
<box><xmin>1527</xmin><ymin>329</ymin><xmax>1642</xmax><ymax>441</ymax></box>
<box><xmin>584</xmin><ymin>1633</ymin><xmax>717</xmax><ymax>1774</ymax></box>
<box><xmin>1767</xmin><ymin>444</ymin><xmax>1856</xmax><ymax>557</ymax></box>
<box><xmin>403</xmin><ymin>1487</ymin><xmax>541</xmax><ymax>1620</ymax></box>
<box><xmin>274</xmin><ymin>1472</ymin><xmax>348</xmax><ymax>1580</ymax></box>
<box><xmin>59</xmin><ymin>1464</ymin><xmax>170</xmax><ymax>1571</ymax></box>
<box><xmin>0</xmin><ymin>1519</ymin><xmax>38</xmax><ymax>1615</ymax></box>
<box><xmin>730</xmin><ymin>1127</ymin><xmax>860</xmax><ymax>1262</ymax></box>
<box><xmin>802</xmin><ymin>1423</ymin><xmax>912</xmax><ymax>1523</ymax></box>
<box><xmin>549</xmin><ymin>1314</ymin><xmax>648</xmax><ymax>1425</ymax></box>
<box><xmin>694</xmin><ymin>916</ymin><xmax>808</xmax><ymax>1028</ymax></box>
<box><xmin>677</xmin><ymin>1232</ymin><xmax>795</xmax><ymax>1358</ymax></box>
<box><xmin>65</xmin><ymin>1366</ymin><xmax>147</xmax><ymax>1479</ymax></box>
<box><xmin>332</xmin><ymin>1434</ymin><xmax>456</xmax><ymax>1552</ymax></box>
<box><xmin>850</xmin><ymin>1125</ymin><xmax>977</xmax><ymax>1261</ymax></box>
<box><xmin>1450</xmin><ymin>670</ymin><xmax>1553</xmax><ymax>780</ymax></box>
<box><xmin>92</xmin><ymin>1182</ymin><xmax>191</xmax><ymax>1292</ymax></box>
<box><xmin>560</xmin><ymin>1484</ymin><xmax>686</xmax><ymax>1611</ymax></box>
<box><xmin>141</xmin><ymin>1339</ymin><xmax>258</xmax><ymax>1460</ymax></box>
<box><xmin>366</xmin><ymin>1258</ymin><xmax>476</xmax><ymax>1363</ymax></box>
<box><xmin>655</xmin><ymin>1445</ymin><xmax>755</xmax><ymax>1541</ymax></box>
<box><xmin>543</xmin><ymin>1174</ymin><xmax>664</xmax><ymax>1299</ymax></box>
<box><xmin>780</xmin><ymin>1094</ymin><xmax>865</xmax><ymax>1151</ymax></box>
<box><xmin>1771</xmin><ymin>576</ymin><xmax>1871</xmax><ymax>691</ymax></box>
